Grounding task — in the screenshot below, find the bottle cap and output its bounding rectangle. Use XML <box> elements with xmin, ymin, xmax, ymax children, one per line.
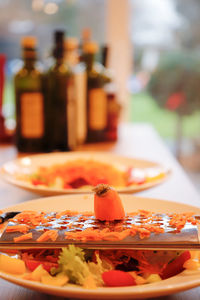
<box><xmin>83</xmin><ymin>41</ymin><xmax>99</xmax><ymax>54</ymax></box>
<box><xmin>53</xmin><ymin>30</ymin><xmax>65</xmax><ymax>58</ymax></box>
<box><xmin>65</xmin><ymin>37</ymin><xmax>79</xmax><ymax>50</ymax></box>
<box><xmin>21</xmin><ymin>36</ymin><xmax>37</xmax><ymax>48</ymax></box>
<box><xmin>54</xmin><ymin>30</ymin><xmax>65</xmax><ymax>44</ymax></box>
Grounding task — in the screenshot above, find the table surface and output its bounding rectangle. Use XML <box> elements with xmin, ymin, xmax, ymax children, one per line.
<box><xmin>0</xmin><ymin>122</ymin><xmax>199</xmax><ymax>300</ymax></box>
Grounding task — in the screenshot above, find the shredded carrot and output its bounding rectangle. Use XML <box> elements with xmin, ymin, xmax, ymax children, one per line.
<box><xmin>14</xmin><ymin>232</ymin><xmax>32</xmax><ymax>242</ymax></box>
<box><xmin>37</xmin><ymin>230</ymin><xmax>58</xmax><ymax>242</ymax></box>
<box><xmin>3</xmin><ymin>208</ymin><xmax>200</xmax><ymax>243</ymax></box>
<box><xmin>6</xmin><ymin>224</ymin><xmax>29</xmax><ymax>233</ymax></box>
<box><xmin>11</xmin><ymin>211</ymin><xmax>47</xmax><ymax>227</ymax></box>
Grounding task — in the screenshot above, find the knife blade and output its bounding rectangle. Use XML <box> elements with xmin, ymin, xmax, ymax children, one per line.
<box><xmin>0</xmin><ymin>212</ymin><xmax>20</xmax><ymax>224</ymax></box>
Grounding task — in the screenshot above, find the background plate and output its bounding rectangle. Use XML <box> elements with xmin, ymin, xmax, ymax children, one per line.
<box><xmin>0</xmin><ymin>194</ymin><xmax>200</xmax><ymax>299</ymax></box>
<box><xmin>0</xmin><ymin>151</ymin><xmax>170</xmax><ymax>196</ymax></box>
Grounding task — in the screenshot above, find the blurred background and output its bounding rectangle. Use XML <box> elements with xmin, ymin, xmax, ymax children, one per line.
<box><xmin>0</xmin><ymin>0</ymin><xmax>200</xmax><ymax>192</ymax></box>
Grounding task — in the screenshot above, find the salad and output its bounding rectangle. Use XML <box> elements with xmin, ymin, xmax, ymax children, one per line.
<box><xmin>25</xmin><ymin>159</ymin><xmax>166</xmax><ymax>189</ymax></box>
<box><xmin>0</xmin><ymin>246</ymin><xmax>199</xmax><ymax>288</ymax></box>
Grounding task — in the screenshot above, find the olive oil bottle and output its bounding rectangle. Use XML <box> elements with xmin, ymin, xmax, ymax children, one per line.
<box><xmin>101</xmin><ymin>45</ymin><xmax>121</xmax><ymax>141</ymax></box>
<box><xmin>14</xmin><ymin>36</ymin><xmax>45</xmax><ymax>152</ymax></box>
<box><xmin>82</xmin><ymin>41</ymin><xmax>110</xmax><ymax>142</ymax></box>
<box><xmin>44</xmin><ymin>30</ymin><xmax>74</xmax><ymax>151</ymax></box>
<box><xmin>65</xmin><ymin>38</ymin><xmax>87</xmax><ymax>145</ymax></box>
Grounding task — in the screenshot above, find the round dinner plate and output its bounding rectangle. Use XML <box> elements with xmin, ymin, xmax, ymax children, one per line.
<box><xmin>0</xmin><ymin>151</ymin><xmax>170</xmax><ymax>196</ymax></box>
<box><xmin>0</xmin><ymin>194</ymin><xmax>200</xmax><ymax>299</ymax></box>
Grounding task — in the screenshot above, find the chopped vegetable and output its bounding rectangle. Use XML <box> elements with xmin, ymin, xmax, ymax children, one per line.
<box><xmin>14</xmin><ymin>232</ymin><xmax>32</xmax><ymax>242</ymax></box>
<box><xmin>6</xmin><ymin>224</ymin><xmax>29</xmax><ymax>233</ymax></box>
<box><xmin>25</xmin><ymin>259</ymin><xmax>58</xmax><ymax>273</ymax></box>
<box><xmin>37</xmin><ymin>230</ymin><xmax>58</xmax><ymax>242</ymax></box>
<box><xmin>51</xmin><ymin>245</ymin><xmax>111</xmax><ymax>288</ymax></box>
<box><xmin>102</xmin><ymin>270</ymin><xmax>136</xmax><ymax>287</ymax></box>
<box><xmin>24</xmin><ymin>159</ymin><xmax>166</xmax><ymax>190</ymax></box>
<box><xmin>41</xmin><ymin>272</ymin><xmax>68</xmax><ymax>286</ymax></box>
<box><xmin>0</xmin><ymin>246</ymin><xmax>199</xmax><ymax>289</ymax></box>
<box><xmin>28</xmin><ymin>264</ymin><xmax>49</xmax><ymax>281</ymax></box>
<box><xmin>145</xmin><ymin>274</ymin><xmax>162</xmax><ymax>283</ymax></box>
<box><xmin>0</xmin><ymin>254</ymin><xmax>26</xmax><ymax>274</ymax></box>
<box><xmin>160</xmin><ymin>250</ymin><xmax>191</xmax><ymax>279</ymax></box>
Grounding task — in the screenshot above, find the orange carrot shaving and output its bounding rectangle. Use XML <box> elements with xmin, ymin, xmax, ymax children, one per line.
<box><xmin>14</xmin><ymin>232</ymin><xmax>32</xmax><ymax>242</ymax></box>
<box><xmin>6</xmin><ymin>224</ymin><xmax>29</xmax><ymax>233</ymax></box>
<box><xmin>37</xmin><ymin>230</ymin><xmax>58</xmax><ymax>242</ymax></box>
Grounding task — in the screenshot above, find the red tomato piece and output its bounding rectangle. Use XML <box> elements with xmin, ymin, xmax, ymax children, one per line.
<box><xmin>102</xmin><ymin>270</ymin><xmax>136</xmax><ymax>287</ymax></box>
<box><xmin>63</xmin><ymin>183</ymin><xmax>72</xmax><ymax>189</ymax></box>
<box><xmin>32</xmin><ymin>179</ymin><xmax>46</xmax><ymax>186</ymax></box>
<box><xmin>25</xmin><ymin>259</ymin><xmax>58</xmax><ymax>273</ymax></box>
<box><xmin>160</xmin><ymin>251</ymin><xmax>191</xmax><ymax>280</ymax></box>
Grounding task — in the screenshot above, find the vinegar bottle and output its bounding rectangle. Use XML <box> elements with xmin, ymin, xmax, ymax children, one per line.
<box><xmin>44</xmin><ymin>30</ymin><xmax>75</xmax><ymax>151</ymax></box>
<box><xmin>65</xmin><ymin>38</ymin><xmax>87</xmax><ymax>145</ymax></box>
<box><xmin>82</xmin><ymin>41</ymin><xmax>110</xmax><ymax>142</ymax></box>
<box><xmin>14</xmin><ymin>36</ymin><xmax>45</xmax><ymax>152</ymax></box>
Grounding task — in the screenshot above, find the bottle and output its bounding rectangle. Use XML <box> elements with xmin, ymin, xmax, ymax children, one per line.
<box><xmin>101</xmin><ymin>45</ymin><xmax>121</xmax><ymax>142</ymax></box>
<box><xmin>65</xmin><ymin>37</ymin><xmax>87</xmax><ymax>145</ymax></box>
<box><xmin>44</xmin><ymin>30</ymin><xmax>75</xmax><ymax>151</ymax></box>
<box><xmin>14</xmin><ymin>36</ymin><xmax>45</xmax><ymax>152</ymax></box>
<box><xmin>79</xmin><ymin>28</ymin><xmax>91</xmax><ymax>55</ymax></box>
<box><xmin>105</xmin><ymin>83</ymin><xmax>121</xmax><ymax>141</ymax></box>
<box><xmin>82</xmin><ymin>41</ymin><xmax>110</xmax><ymax>142</ymax></box>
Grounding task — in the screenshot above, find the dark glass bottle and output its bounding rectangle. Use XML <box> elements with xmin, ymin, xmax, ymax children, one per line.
<box><xmin>82</xmin><ymin>41</ymin><xmax>110</xmax><ymax>142</ymax></box>
<box><xmin>101</xmin><ymin>45</ymin><xmax>121</xmax><ymax>142</ymax></box>
<box><xmin>44</xmin><ymin>30</ymin><xmax>75</xmax><ymax>151</ymax></box>
<box><xmin>14</xmin><ymin>36</ymin><xmax>45</xmax><ymax>152</ymax></box>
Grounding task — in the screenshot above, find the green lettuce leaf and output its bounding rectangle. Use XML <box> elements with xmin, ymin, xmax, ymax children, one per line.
<box><xmin>51</xmin><ymin>245</ymin><xmax>112</xmax><ymax>287</ymax></box>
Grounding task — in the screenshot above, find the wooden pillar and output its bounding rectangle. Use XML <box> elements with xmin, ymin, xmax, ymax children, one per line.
<box><xmin>105</xmin><ymin>0</ymin><xmax>133</xmax><ymax>120</ymax></box>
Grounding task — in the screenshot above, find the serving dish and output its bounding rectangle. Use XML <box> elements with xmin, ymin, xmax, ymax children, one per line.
<box><xmin>0</xmin><ymin>152</ymin><xmax>170</xmax><ymax>196</ymax></box>
<box><xmin>0</xmin><ymin>194</ymin><xmax>200</xmax><ymax>299</ymax></box>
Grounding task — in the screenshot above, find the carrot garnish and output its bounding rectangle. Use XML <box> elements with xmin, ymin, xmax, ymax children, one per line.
<box><xmin>37</xmin><ymin>230</ymin><xmax>58</xmax><ymax>242</ymax></box>
<box><xmin>6</xmin><ymin>224</ymin><xmax>29</xmax><ymax>233</ymax></box>
<box><xmin>94</xmin><ymin>184</ymin><xmax>125</xmax><ymax>221</ymax></box>
<box><xmin>14</xmin><ymin>232</ymin><xmax>32</xmax><ymax>242</ymax></box>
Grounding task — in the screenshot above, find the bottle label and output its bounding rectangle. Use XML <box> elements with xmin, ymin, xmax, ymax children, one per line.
<box><xmin>88</xmin><ymin>88</ymin><xmax>107</xmax><ymax>130</ymax></box>
<box><xmin>20</xmin><ymin>92</ymin><xmax>44</xmax><ymax>138</ymax></box>
<box><xmin>74</xmin><ymin>71</ymin><xmax>87</xmax><ymax>143</ymax></box>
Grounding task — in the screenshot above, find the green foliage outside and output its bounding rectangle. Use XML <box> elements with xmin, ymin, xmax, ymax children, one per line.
<box><xmin>130</xmin><ymin>91</ymin><xmax>200</xmax><ymax>138</ymax></box>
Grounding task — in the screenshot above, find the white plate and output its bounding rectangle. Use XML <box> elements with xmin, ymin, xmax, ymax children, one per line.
<box><xmin>0</xmin><ymin>194</ymin><xmax>200</xmax><ymax>299</ymax></box>
<box><xmin>0</xmin><ymin>151</ymin><xmax>170</xmax><ymax>196</ymax></box>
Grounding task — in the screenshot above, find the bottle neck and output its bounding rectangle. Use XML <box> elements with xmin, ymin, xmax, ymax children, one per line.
<box><xmin>82</xmin><ymin>53</ymin><xmax>95</xmax><ymax>71</ymax></box>
<box><xmin>65</xmin><ymin>49</ymin><xmax>79</xmax><ymax>66</ymax></box>
<box><xmin>22</xmin><ymin>47</ymin><xmax>37</xmax><ymax>70</ymax></box>
<box><xmin>53</xmin><ymin>45</ymin><xmax>65</xmax><ymax>66</ymax></box>
<box><xmin>54</xmin><ymin>56</ymin><xmax>64</xmax><ymax>66</ymax></box>
<box><xmin>23</xmin><ymin>57</ymin><xmax>36</xmax><ymax>70</ymax></box>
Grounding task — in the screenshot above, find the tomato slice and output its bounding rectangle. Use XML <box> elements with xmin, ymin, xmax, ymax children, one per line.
<box><xmin>160</xmin><ymin>251</ymin><xmax>191</xmax><ymax>280</ymax></box>
<box><xmin>102</xmin><ymin>270</ymin><xmax>136</xmax><ymax>287</ymax></box>
<box><xmin>25</xmin><ymin>259</ymin><xmax>58</xmax><ymax>273</ymax></box>
<box><xmin>31</xmin><ymin>179</ymin><xmax>46</xmax><ymax>186</ymax></box>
